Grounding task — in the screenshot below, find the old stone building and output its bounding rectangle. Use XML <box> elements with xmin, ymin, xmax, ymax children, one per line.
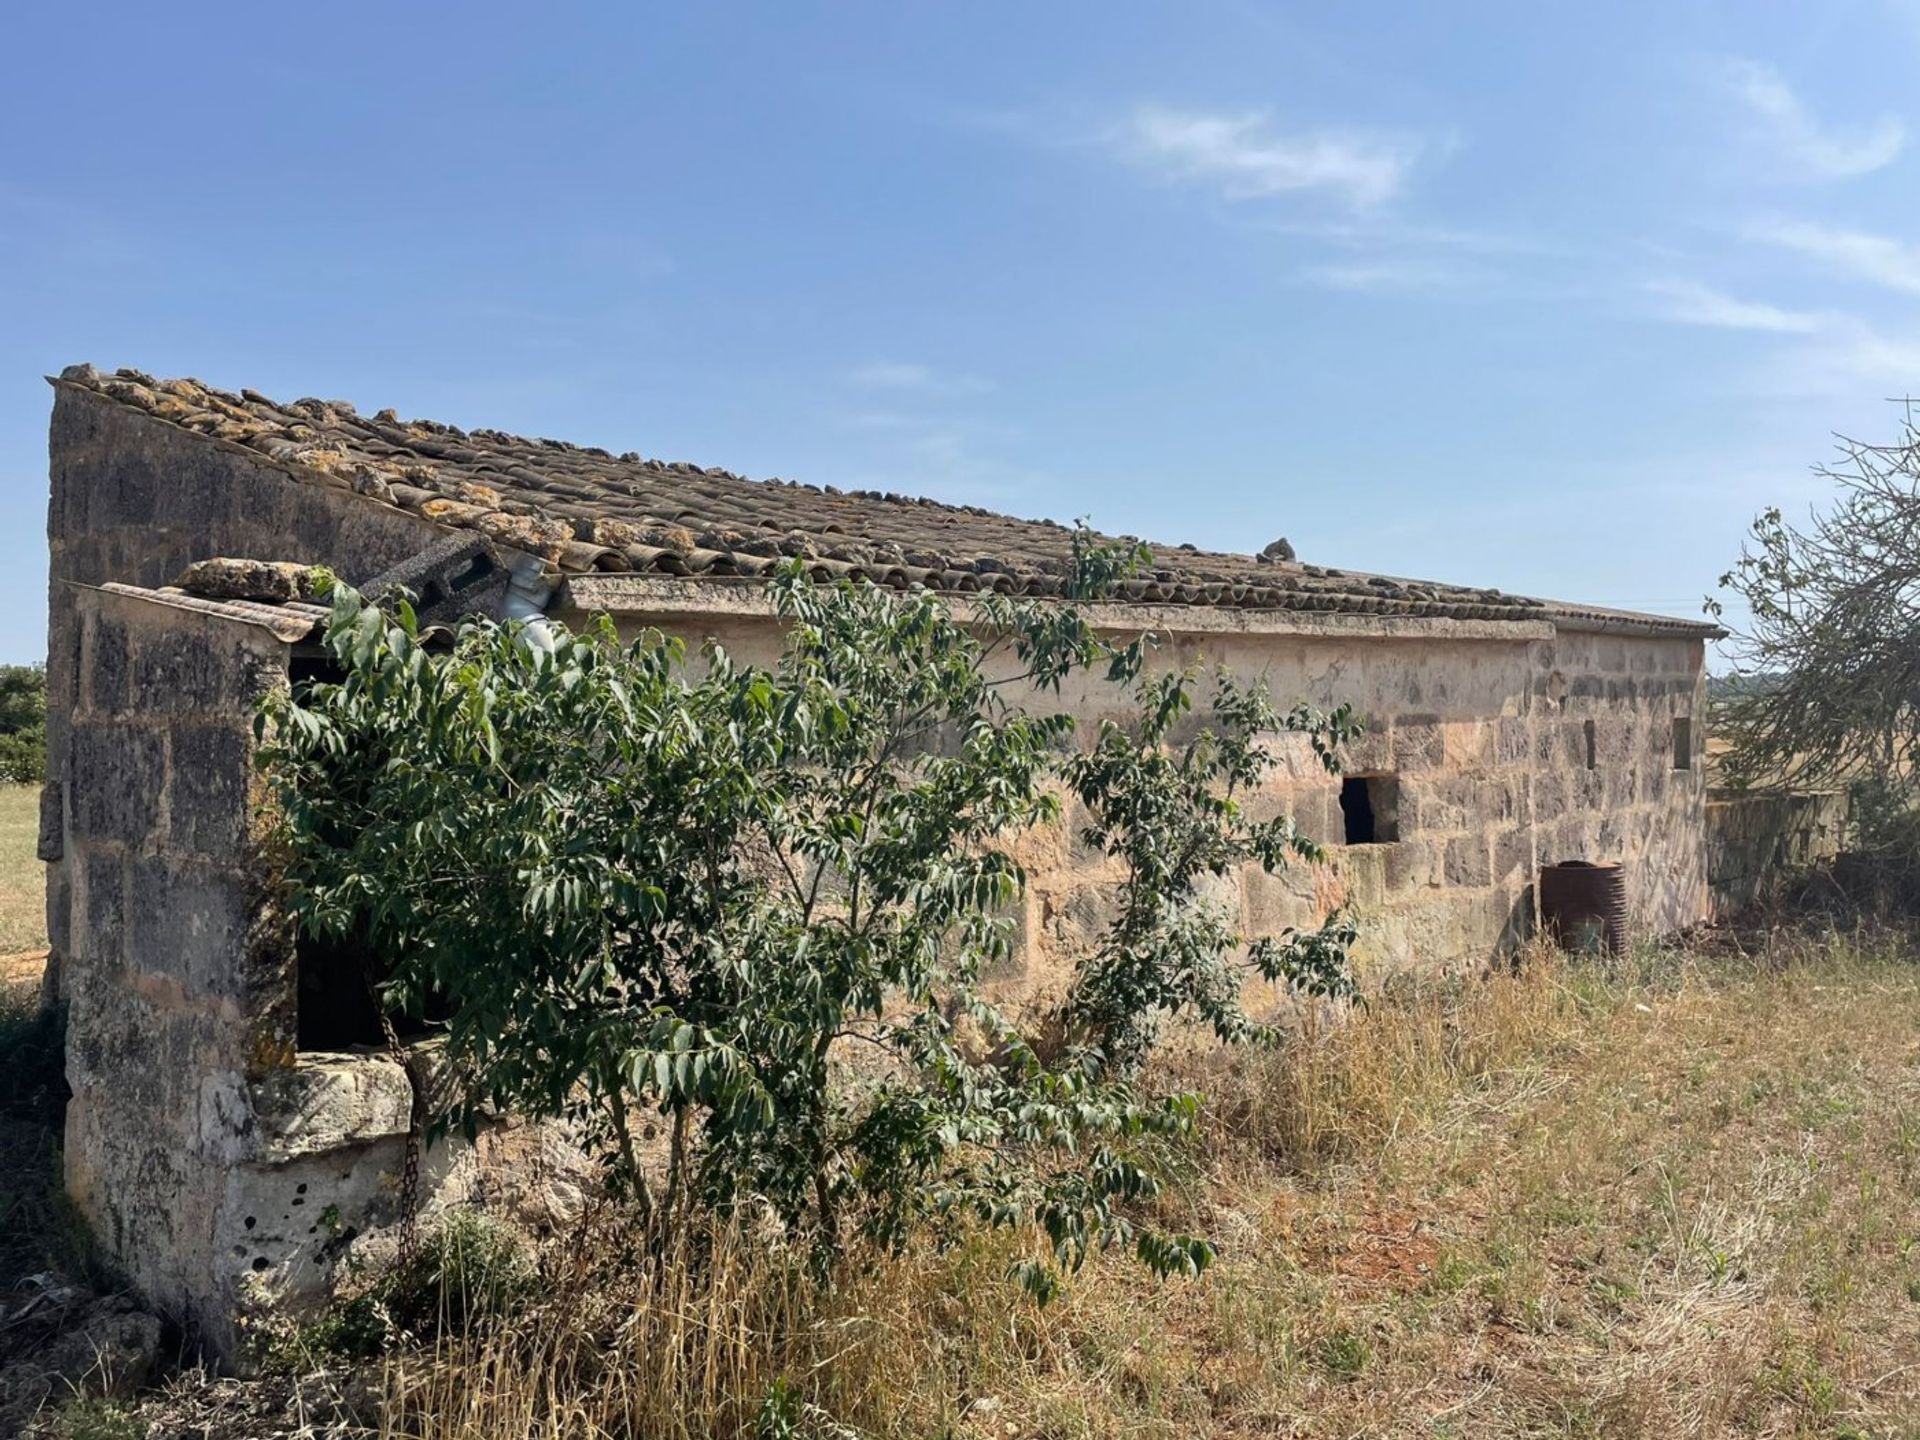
<box><xmin>44</xmin><ymin>364</ymin><xmax>1723</xmax><ymax>1355</ymax></box>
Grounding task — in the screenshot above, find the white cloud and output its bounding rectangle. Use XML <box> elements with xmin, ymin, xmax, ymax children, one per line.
<box><xmin>1724</xmin><ymin>59</ymin><xmax>1905</xmax><ymax>180</ymax></box>
<box><xmin>1119</xmin><ymin>105</ymin><xmax>1422</xmax><ymax>207</ymax></box>
<box><xmin>1748</xmin><ymin>219</ymin><xmax>1920</xmax><ymax>295</ymax></box>
<box><xmin>1642</xmin><ymin>277</ymin><xmax>1825</xmax><ymax>332</ymax></box>
<box><xmin>1640</xmin><ymin>273</ymin><xmax>1920</xmax><ymax>395</ymax></box>
<box><xmin>847</xmin><ymin>361</ymin><xmax>993</xmax><ymax>397</ymax></box>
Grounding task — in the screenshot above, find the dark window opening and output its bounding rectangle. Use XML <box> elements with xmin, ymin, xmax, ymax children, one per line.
<box><xmin>296</xmin><ymin>920</ymin><xmax>446</xmax><ymax>1051</ymax></box>
<box><xmin>1583</xmin><ymin>719</ymin><xmax>1597</xmax><ymax>770</ymax></box>
<box><xmin>287</xmin><ymin>652</ymin><xmax>447</xmax><ymax>1051</ymax></box>
<box><xmin>1340</xmin><ymin>774</ymin><xmax>1399</xmax><ymax>845</ymax></box>
<box><xmin>1672</xmin><ymin>716</ymin><xmax>1693</xmax><ymax>771</ymax></box>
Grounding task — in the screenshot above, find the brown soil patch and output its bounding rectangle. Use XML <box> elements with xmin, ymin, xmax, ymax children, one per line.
<box><xmin>0</xmin><ymin>947</ymin><xmax>46</xmax><ymax>993</ymax></box>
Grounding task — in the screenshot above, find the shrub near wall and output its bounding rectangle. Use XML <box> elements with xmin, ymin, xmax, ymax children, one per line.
<box><xmin>264</xmin><ymin>545</ymin><xmax>1364</xmax><ymax>1299</ymax></box>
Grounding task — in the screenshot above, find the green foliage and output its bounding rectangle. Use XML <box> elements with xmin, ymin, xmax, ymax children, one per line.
<box><xmin>386</xmin><ymin>1209</ymin><xmax>537</xmax><ymax>1334</ymax></box>
<box><xmin>50</xmin><ymin>1399</ymin><xmax>141</xmax><ymax>1440</ymax></box>
<box><xmin>0</xmin><ymin>663</ymin><xmax>46</xmax><ymax>785</ymax></box>
<box><xmin>1317</xmin><ymin>1328</ymin><xmax>1370</xmax><ymax>1379</ymax></box>
<box><xmin>259</xmin><ymin>1210</ymin><xmax>535</xmax><ymax>1369</ymax></box>
<box><xmin>262</xmin><ymin>533</ymin><xmax>1360</xmax><ymax>1297</ymax></box>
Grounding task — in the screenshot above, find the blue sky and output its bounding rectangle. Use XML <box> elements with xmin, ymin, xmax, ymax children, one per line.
<box><xmin>4</xmin><ymin>3</ymin><xmax>1919</xmax><ymax>664</ymax></box>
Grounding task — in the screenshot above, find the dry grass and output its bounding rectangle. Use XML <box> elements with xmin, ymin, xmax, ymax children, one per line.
<box><xmin>327</xmin><ymin>933</ymin><xmax>1920</xmax><ymax>1439</ymax></box>
<box><xmin>0</xmin><ymin>782</ymin><xmax>48</xmax><ymax>958</ymax></box>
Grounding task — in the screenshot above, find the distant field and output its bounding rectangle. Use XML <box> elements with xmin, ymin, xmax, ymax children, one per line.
<box><xmin>0</xmin><ymin>784</ymin><xmax>46</xmax><ymax>962</ymax></box>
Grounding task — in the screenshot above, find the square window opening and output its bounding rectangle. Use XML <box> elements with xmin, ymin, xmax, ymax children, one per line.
<box><xmin>1341</xmin><ymin>773</ymin><xmax>1399</xmax><ymax>845</ymax></box>
<box><xmin>1672</xmin><ymin>716</ymin><xmax>1693</xmax><ymax>771</ymax></box>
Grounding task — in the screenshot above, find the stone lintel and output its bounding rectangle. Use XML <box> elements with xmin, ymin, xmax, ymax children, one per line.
<box><xmin>558</xmin><ymin>575</ymin><xmax>1559</xmax><ymax>644</ymax></box>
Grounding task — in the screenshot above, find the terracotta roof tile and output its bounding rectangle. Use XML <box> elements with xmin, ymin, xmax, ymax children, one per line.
<box><xmin>55</xmin><ymin>365</ymin><xmax>1718</xmax><ymax>637</ymax></box>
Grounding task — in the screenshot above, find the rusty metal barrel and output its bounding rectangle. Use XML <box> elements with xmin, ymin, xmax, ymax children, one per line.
<box><xmin>1539</xmin><ymin>860</ymin><xmax>1628</xmax><ymax>956</ymax></box>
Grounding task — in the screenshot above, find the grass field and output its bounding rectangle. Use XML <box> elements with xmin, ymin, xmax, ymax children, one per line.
<box><xmin>349</xmin><ymin>934</ymin><xmax>1920</xmax><ymax>1440</ymax></box>
<box><xmin>0</xmin><ymin>783</ymin><xmax>46</xmax><ymax>959</ymax></box>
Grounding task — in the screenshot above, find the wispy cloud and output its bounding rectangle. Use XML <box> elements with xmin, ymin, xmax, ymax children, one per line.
<box><xmin>1747</xmin><ymin>219</ymin><xmax>1920</xmax><ymax>294</ymax></box>
<box><xmin>1642</xmin><ymin>277</ymin><xmax>1825</xmax><ymax>332</ymax></box>
<box><xmin>1641</xmin><ymin>272</ymin><xmax>1920</xmax><ymax>395</ymax></box>
<box><xmin>1723</xmin><ymin>59</ymin><xmax>1905</xmax><ymax>180</ymax></box>
<box><xmin>1765</xmin><ymin>324</ymin><xmax>1920</xmax><ymax>395</ymax></box>
<box><xmin>1118</xmin><ymin>105</ymin><xmax>1424</xmax><ymax>207</ymax></box>
<box><xmin>847</xmin><ymin>361</ymin><xmax>993</xmax><ymax>397</ymax></box>
<box><xmin>1299</xmin><ymin>258</ymin><xmax>1473</xmax><ymax>293</ymax></box>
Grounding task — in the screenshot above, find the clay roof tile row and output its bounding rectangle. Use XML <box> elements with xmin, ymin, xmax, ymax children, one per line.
<box><xmin>56</xmin><ymin>365</ymin><xmax>1719</xmax><ymax>637</ymax></box>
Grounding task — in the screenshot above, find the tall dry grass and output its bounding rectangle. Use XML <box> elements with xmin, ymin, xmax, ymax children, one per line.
<box><xmin>294</xmin><ymin>934</ymin><xmax>1920</xmax><ymax>1438</ymax></box>
<box><xmin>372</xmin><ymin>948</ymin><xmax>1637</xmax><ymax>1439</ymax></box>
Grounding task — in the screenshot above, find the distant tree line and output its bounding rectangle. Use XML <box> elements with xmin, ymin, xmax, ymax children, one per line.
<box><xmin>0</xmin><ymin>665</ymin><xmax>45</xmax><ymax>786</ymax></box>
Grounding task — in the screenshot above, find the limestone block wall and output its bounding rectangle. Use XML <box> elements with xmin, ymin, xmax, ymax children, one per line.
<box><xmin>568</xmin><ymin>584</ymin><xmax>1701</xmax><ymax>989</ymax></box>
<box><xmin>59</xmin><ymin>585</ymin><xmax>486</xmax><ymax>1360</ymax></box>
<box><xmin>1706</xmin><ymin>788</ymin><xmax>1851</xmax><ymax>916</ymax></box>
<box><xmin>1529</xmin><ymin>629</ymin><xmax>1710</xmax><ymax>937</ymax></box>
<box><xmin>45</xmin><ymin>385</ymin><xmax>445</xmax><ymax>997</ymax></box>
<box><xmin>61</xmin><ymin>586</ymin><xmax>298</xmax><ymax>1342</ymax></box>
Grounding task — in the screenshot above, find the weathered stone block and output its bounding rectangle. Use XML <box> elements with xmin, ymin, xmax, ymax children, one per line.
<box><xmin>1337</xmin><ymin>845</ymin><xmax>1388</xmax><ymax>909</ymax></box>
<box><xmin>86</xmin><ymin>614</ymin><xmax>131</xmax><ymax>717</ymax></box>
<box><xmin>249</xmin><ymin>1054</ymin><xmax>413</xmax><ymax>1159</ymax></box>
<box><xmin>1342</xmin><ymin>722</ymin><xmax>1393</xmax><ymax>774</ymax></box>
<box><xmin>1494</xmin><ymin>717</ymin><xmax>1531</xmax><ymax>765</ymax></box>
<box><xmin>131</xmin><ymin>628</ymin><xmax>248</xmax><ymax>716</ymax></box>
<box><xmin>1492</xmin><ymin>826</ymin><xmax>1532</xmax><ymax>883</ymax></box>
<box><xmin>37</xmin><ymin>782</ymin><xmax>63</xmax><ymax>862</ymax></box>
<box><xmin>81</xmin><ymin>849</ymin><xmax>128</xmax><ymax>971</ymax></box>
<box><xmin>168</xmin><ymin>725</ymin><xmax>251</xmax><ymax>860</ymax></box>
<box><xmin>67</xmin><ymin>724</ymin><xmax>165</xmax><ymax>846</ymax></box>
<box><xmin>1444</xmin><ymin>834</ymin><xmax>1492</xmax><ymax>887</ymax></box>
<box><xmin>1443</xmin><ymin>721</ymin><xmax>1493</xmax><ymax>769</ymax></box>
<box><xmin>1391</xmin><ymin>717</ymin><xmax>1444</xmax><ymax>774</ymax></box>
<box><xmin>128</xmin><ymin>854</ymin><xmax>254</xmax><ymax>1001</ymax></box>
<box><xmin>1385</xmin><ymin>838</ymin><xmax>1441</xmax><ymax>891</ymax></box>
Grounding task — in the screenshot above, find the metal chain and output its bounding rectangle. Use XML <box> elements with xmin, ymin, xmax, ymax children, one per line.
<box><xmin>363</xmin><ymin>959</ymin><xmax>423</xmax><ymax>1269</ymax></box>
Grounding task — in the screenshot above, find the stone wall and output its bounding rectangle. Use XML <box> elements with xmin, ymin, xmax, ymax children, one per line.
<box><xmin>1705</xmin><ymin>788</ymin><xmax>1851</xmax><ymax>916</ymax></box>
<box><xmin>1528</xmin><ymin>629</ymin><xmax>1711</xmax><ymax>939</ymax></box>
<box><xmin>44</xmin><ymin>385</ymin><xmax>446</xmax><ymax>999</ymax></box>
<box><xmin>562</xmin><ymin>580</ymin><xmax>1713</xmax><ymax>990</ymax></box>
<box><xmin>61</xmin><ymin>585</ymin><xmax>297</xmax><ymax>1348</ymax></box>
<box><xmin>58</xmin><ymin>585</ymin><xmax>504</xmax><ymax>1359</ymax></box>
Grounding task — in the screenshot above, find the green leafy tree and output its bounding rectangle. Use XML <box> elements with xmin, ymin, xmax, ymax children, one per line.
<box><xmin>262</xmin><ymin>542</ymin><xmax>1358</xmax><ymax>1296</ymax></box>
<box><xmin>0</xmin><ymin>663</ymin><xmax>46</xmax><ymax>785</ymax></box>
